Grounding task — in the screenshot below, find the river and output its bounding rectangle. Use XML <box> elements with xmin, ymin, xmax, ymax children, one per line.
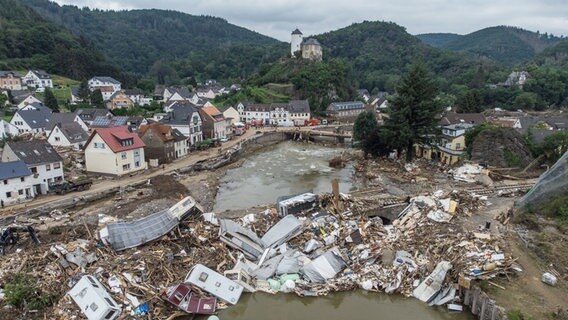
<box><xmin>211</xmin><ymin>141</ymin><xmax>473</xmax><ymax>320</ymax></box>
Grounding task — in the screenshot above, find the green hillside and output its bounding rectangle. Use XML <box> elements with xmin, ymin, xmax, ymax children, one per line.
<box><xmin>532</xmin><ymin>40</ymin><xmax>568</xmax><ymax>68</ymax></box>
<box><xmin>23</xmin><ymin>0</ymin><xmax>287</xmax><ymax>79</ymax></box>
<box><xmin>416</xmin><ymin>33</ymin><xmax>462</xmax><ymax>48</ymax></box>
<box><xmin>442</xmin><ymin>26</ymin><xmax>563</xmax><ymax>65</ymax></box>
<box><xmin>0</xmin><ymin>0</ymin><xmax>119</xmax><ymax>80</ymax></box>
<box><xmin>311</xmin><ymin>21</ymin><xmax>491</xmax><ymax>93</ymax></box>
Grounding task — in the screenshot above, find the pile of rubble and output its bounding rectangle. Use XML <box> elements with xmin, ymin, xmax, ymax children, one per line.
<box><xmin>0</xmin><ymin>188</ymin><xmax>523</xmax><ymax>319</ymax></box>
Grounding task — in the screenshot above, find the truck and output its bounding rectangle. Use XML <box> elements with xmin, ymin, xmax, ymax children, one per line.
<box><xmin>48</xmin><ymin>179</ymin><xmax>92</xmax><ymax>195</ymax></box>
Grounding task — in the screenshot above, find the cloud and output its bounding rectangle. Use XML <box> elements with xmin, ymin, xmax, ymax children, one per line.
<box><xmin>53</xmin><ymin>0</ymin><xmax>568</xmax><ymax>41</ymax></box>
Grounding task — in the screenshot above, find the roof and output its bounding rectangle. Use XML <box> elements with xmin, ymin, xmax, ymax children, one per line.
<box><xmin>70</xmin><ymin>86</ymin><xmax>80</xmax><ymax>97</ymax></box>
<box><xmin>292</xmin><ymin>28</ymin><xmax>303</xmax><ymax>35</ymax></box>
<box><xmin>90</xmin><ymin>76</ymin><xmax>121</xmax><ymax>85</ymax></box>
<box><xmin>47</xmin><ymin>112</ymin><xmax>77</xmax><ymax>131</ymax></box>
<box><xmin>0</xmin><ymin>160</ymin><xmax>32</xmax><ymax>180</ymax></box>
<box><xmin>29</xmin><ymin>70</ymin><xmax>51</xmax><ymax>79</ymax></box>
<box><xmin>124</xmin><ymin>88</ymin><xmax>144</xmax><ymax>96</ymax></box>
<box><xmin>15</xmin><ymin>106</ymin><xmax>52</xmax><ymax>129</ymax></box>
<box><xmin>166</xmin><ymin>86</ymin><xmax>192</xmax><ymax>99</ymax></box>
<box><xmin>160</xmin><ymin>103</ymin><xmax>200</xmax><ymax>126</ymax></box>
<box><xmin>200</xmin><ymin>105</ymin><xmax>225</xmax><ymax>122</ymax></box>
<box><xmin>302</xmin><ymin>38</ymin><xmax>321</xmax><ymax>46</ymax></box>
<box><xmin>245</xmin><ymin>103</ymin><xmax>272</xmax><ymax>112</ymax></box>
<box><xmin>327</xmin><ymin>101</ymin><xmax>365</xmax><ymax>112</ymax></box>
<box><xmin>98</xmin><ymin>86</ymin><xmax>115</xmax><ymax>92</ymax></box>
<box><xmin>87</xmin><ymin>126</ymin><xmax>145</xmax><ymax>153</ymax></box>
<box><xmin>0</xmin><ymin>71</ymin><xmax>20</xmax><ymax>78</ymax></box>
<box><xmin>90</xmin><ymin>115</ymin><xmax>130</xmax><ymax>128</ymax></box>
<box><xmin>287</xmin><ymin>100</ymin><xmax>310</xmax><ymax>113</ymax></box>
<box><xmin>53</xmin><ymin>122</ymin><xmax>89</xmax><ymax>143</ymax></box>
<box><xmin>76</xmin><ymin>108</ymin><xmax>111</xmax><ymax>121</ymax></box>
<box><xmin>6</xmin><ymin>140</ymin><xmax>63</xmax><ymax>165</ymax></box>
<box><xmin>139</xmin><ymin>123</ymin><xmax>176</xmax><ymax>143</ymax></box>
<box><xmin>171</xmin><ymin>128</ymin><xmax>187</xmax><ymax>142</ymax></box>
<box><xmin>440</xmin><ymin>112</ymin><xmax>486</xmax><ymax>126</ymax></box>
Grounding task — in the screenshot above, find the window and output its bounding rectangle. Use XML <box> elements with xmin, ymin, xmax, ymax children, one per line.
<box><xmin>89</xmin><ymin>303</ymin><xmax>99</xmax><ymax>312</ymax></box>
<box><xmin>3</xmin><ymin>180</ymin><xmax>7</xmax><ymax>185</ymax></box>
<box><xmin>135</xmin><ymin>161</ymin><xmax>140</xmax><ymax>168</ymax></box>
<box><xmin>30</xmin><ymin>167</ymin><xmax>37</xmax><ymax>174</ymax></box>
<box><xmin>94</xmin><ymin>142</ymin><xmax>105</xmax><ymax>149</ymax></box>
<box><xmin>456</xmin><ymin>143</ymin><xmax>461</xmax><ymax>149</ymax></box>
<box><xmin>174</xmin><ymin>291</ymin><xmax>185</xmax><ymax>300</ymax></box>
<box><xmin>55</xmin><ymin>137</ymin><xmax>60</xmax><ymax>142</ymax></box>
<box><xmin>134</xmin><ymin>150</ymin><xmax>139</xmax><ymax>156</ymax></box>
<box><xmin>54</xmin><ymin>162</ymin><xmax>61</xmax><ymax>169</ymax></box>
<box><xmin>18</xmin><ymin>189</ymin><xmax>23</xmax><ymax>195</ymax></box>
<box><xmin>104</xmin><ymin>310</ymin><xmax>116</xmax><ymax>320</ymax></box>
<box><xmin>215</xmin><ymin>282</ymin><xmax>221</xmax><ymax>287</ymax></box>
<box><xmin>121</xmin><ymin>152</ymin><xmax>127</xmax><ymax>160</ymax></box>
<box><xmin>122</xmin><ymin>164</ymin><xmax>130</xmax><ymax>171</ymax></box>
<box><xmin>6</xmin><ymin>192</ymin><xmax>11</xmax><ymax>198</ymax></box>
<box><xmin>46</xmin><ymin>164</ymin><xmax>51</xmax><ymax>171</ymax></box>
<box><xmin>198</xmin><ymin>272</ymin><xmax>208</xmax><ymax>282</ymax></box>
<box><xmin>20</xmin><ymin>177</ymin><xmax>25</xmax><ymax>182</ymax></box>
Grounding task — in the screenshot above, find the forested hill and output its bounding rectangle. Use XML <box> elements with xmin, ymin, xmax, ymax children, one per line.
<box><xmin>310</xmin><ymin>21</ymin><xmax>486</xmax><ymax>93</ymax></box>
<box><xmin>416</xmin><ymin>33</ymin><xmax>462</xmax><ymax>48</ymax></box>
<box><xmin>430</xmin><ymin>26</ymin><xmax>564</xmax><ymax>65</ymax></box>
<box><xmin>532</xmin><ymin>41</ymin><xmax>568</xmax><ymax>68</ymax></box>
<box><xmin>23</xmin><ymin>0</ymin><xmax>286</xmax><ymax>76</ymax></box>
<box><xmin>0</xmin><ymin>0</ymin><xmax>119</xmax><ymax>80</ymax></box>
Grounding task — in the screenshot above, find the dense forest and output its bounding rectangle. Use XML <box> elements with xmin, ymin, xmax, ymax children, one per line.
<box><xmin>0</xmin><ymin>0</ymin><xmax>120</xmax><ymax>80</ymax></box>
<box><xmin>22</xmin><ymin>0</ymin><xmax>287</xmax><ymax>81</ymax></box>
<box><xmin>419</xmin><ymin>26</ymin><xmax>564</xmax><ymax>65</ymax></box>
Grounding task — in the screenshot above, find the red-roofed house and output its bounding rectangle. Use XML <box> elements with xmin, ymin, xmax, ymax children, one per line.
<box><xmin>84</xmin><ymin>126</ymin><xmax>147</xmax><ymax>176</ymax></box>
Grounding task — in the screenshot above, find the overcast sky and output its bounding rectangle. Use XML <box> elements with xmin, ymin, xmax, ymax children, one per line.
<box><xmin>53</xmin><ymin>0</ymin><xmax>568</xmax><ymax>41</ymax></box>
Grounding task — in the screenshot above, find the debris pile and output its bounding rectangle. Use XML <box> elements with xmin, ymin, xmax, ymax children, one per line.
<box><xmin>0</xmin><ymin>188</ymin><xmax>524</xmax><ymax>319</ymax></box>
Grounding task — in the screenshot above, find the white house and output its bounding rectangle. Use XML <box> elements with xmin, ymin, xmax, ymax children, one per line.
<box><xmin>2</xmin><ymin>140</ymin><xmax>64</xmax><ymax>195</ymax></box>
<box><xmin>48</xmin><ymin>122</ymin><xmax>90</xmax><ymax>149</ymax></box>
<box><xmin>160</xmin><ymin>102</ymin><xmax>203</xmax><ymax>146</ymax></box>
<box><xmin>275</xmin><ymin>100</ymin><xmax>310</xmax><ymax>126</ymax></box>
<box><xmin>10</xmin><ymin>105</ymin><xmax>53</xmax><ymax>134</ymax></box>
<box><xmin>17</xmin><ymin>95</ymin><xmax>43</xmax><ymax>109</ymax></box>
<box><xmin>83</xmin><ymin>126</ymin><xmax>147</xmax><ymax>176</ymax></box>
<box><xmin>0</xmin><ymin>120</ymin><xmax>18</xmax><ymax>139</ymax></box>
<box><xmin>22</xmin><ymin>70</ymin><xmax>53</xmax><ymax>89</ymax></box>
<box><xmin>88</xmin><ymin>76</ymin><xmax>121</xmax><ymax>101</ymax></box>
<box><xmin>172</xmin><ymin>128</ymin><xmax>189</xmax><ymax>158</ymax></box>
<box><xmin>0</xmin><ymin>160</ymin><xmax>34</xmax><ymax>205</ymax></box>
<box><xmin>46</xmin><ymin>112</ymin><xmax>89</xmax><ymax>136</ymax></box>
<box><xmin>219</xmin><ymin>105</ymin><xmax>240</xmax><ymax>125</ymax></box>
<box><xmin>242</xmin><ymin>103</ymin><xmax>271</xmax><ymax>125</ymax></box>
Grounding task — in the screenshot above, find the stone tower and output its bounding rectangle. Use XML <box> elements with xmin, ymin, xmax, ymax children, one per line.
<box><xmin>291</xmin><ymin>28</ymin><xmax>303</xmax><ymax>56</ymax></box>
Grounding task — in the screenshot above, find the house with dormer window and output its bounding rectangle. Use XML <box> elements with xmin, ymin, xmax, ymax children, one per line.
<box><xmin>83</xmin><ymin>126</ymin><xmax>147</xmax><ymax>176</ymax></box>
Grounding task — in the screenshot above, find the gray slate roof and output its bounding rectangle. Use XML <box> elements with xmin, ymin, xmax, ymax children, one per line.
<box><xmin>30</xmin><ymin>70</ymin><xmax>51</xmax><ymax>79</ymax></box>
<box><xmin>47</xmin><ymin>112</ymin><xmax>77</xmax><ymax>131</ymax></box>
<box><xmin>16</xmin><ymin>106</ymin><xmax>52</xmax><ymax>129</ymax></box>
<box><xmin>327</xmin><ymin>101</ymin><xmax>365</xmax><ymax>112</ymax></box>
<box><xmin>53</xmin><ymin>122</ymin><xmax>89</xmax><ymax>143</ymax></box>
<box><xmin>6</xmin><ymin>140</ymin><xmax>63</xmax><ymax>165</ymax></box>
<box><xmin>171</xmin><ymin>128</ymin><xmax>187</xmax><ymax>142</ymax></box>
<box><xmin>76</xmin><ymin>108</ymin><xmax>112</xmax><ymax>121</ymax></box>
<box><xmin>0</xmin><ymin>160</ymin><xmax>32</xmax><ymax>180</ymax></box>
<box><xmin>292</xmin><ymin>28</ymin><xmax>303</xmax><ymax>35</ymax></box>
<box><xmin>91</xmin><ymin>76</ymin><xmax>121</xmax><ymax>84</ymax></box>
<box><xmin>160</xmin><ymin>102</ymin><xmax>199</xmax><ymax>126</ymax></box>
<box><xmin>302</xmin><ymin>38</ymin><xmax>321</xmax><ymax>46</ymax></box>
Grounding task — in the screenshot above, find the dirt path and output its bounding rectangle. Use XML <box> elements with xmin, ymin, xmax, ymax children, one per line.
<box><xmin>490</xmin><ymin>232</ymin><xmax>567</xmax><ymax>318</ymax></box>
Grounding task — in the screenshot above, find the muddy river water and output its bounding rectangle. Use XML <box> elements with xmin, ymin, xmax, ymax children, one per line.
<box><xmin>211</xmin><ymin>141</ymin><xmax>473</xmax><ymax>320</ymax></box>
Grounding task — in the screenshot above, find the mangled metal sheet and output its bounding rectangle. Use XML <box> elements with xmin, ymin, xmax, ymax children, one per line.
<box><xmin>219</xmin><ymin>219</ymin><xmax>265</xmax><ymax>260</ymax></box>
<box><xmin>100</xmin><ymin>196</ymin><xmax>201</xmax><ymax>251</ymax></box>
<box><xmin>260</xmin><ymin>215</ymin><xmax>303</xmax><ymax>249</ymax></box>
<box><xmin>301</xmin><ymin>247</ymin><xmax>346</xmax><ymax>283</ymax></box>
<box><xmin>252</xmin><ymin>254</ymin><xmax>285</xmax><ymax>280</ymax></box>
<box><xmin>413</xmin><ymin>260</ymin><xmax>452</xmax><ymax>303</ymax></box>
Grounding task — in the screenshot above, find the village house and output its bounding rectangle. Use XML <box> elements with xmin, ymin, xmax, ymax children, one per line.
<box><xmin>196</xmin><ymin>86</ymin><xmax>223</xmax><ymax>100</ymax></box>
<box><xmin>123</xmin><ymin>88</ymin><xmax>146</xmax><ymax>105</ymax></box>
<box><xmin>439</xmin><ymin>112</ymin><xmax>487</xmax><ymax>126</ymax></box>
<box><xmin>75</xmin><ymin>108</ymin><xmax>113</xmax><ymax>126</ymax></box>
<box><xmin>0</xmin><ymin>160</ymin><xmax>34</xmax><ymax>205</ymax></box>
<box><xmin>48</xmin><ymin>122</ymin><xmax>90</xmax><ymax>149</ymax></box>
<box><xmin>269</xmin><ymin>103</ymin><xmax>291</xmax><ymax>126</ymax></box>
<box><xmin>17</xmin><ymin>95</ymin><xmax>43</xmax><ymax>110</ymax></box>
<box><xmin>46</xmin><ymin>112</ymin><xmax>89</xmax><ymax>136</ymax></box>
<box><xmin>159</xmin><ymin>102</ymin><xmax>203</xmax><ymax>147</ymax></box>
<box><xmin>138</xmin><ymin>123</ymin><xmax>180</xmax><ymax>164</ymax></box>
<box><xmin>10</xmin><ymin>104</ymin><xmax>53</xmax><ymax>134</ymax></box>
<box><xmin>83</xmin><ymin>126</ymin><xmax>147</xmax><ymax>176</ymax></box>
<box><xmin>22</xmin><ymin>70</ymin><xmax>53</xmax><ymax>90</ymax></box>
<box><xmin>0</xmin><ymin>71</ymin><xmax>23</xmax><ymax>90</ymax></box>
<box><xmin>90</xmin><ymin>115</ymin><xmax>147</xmax><ymax>132</ymax></box>
<box><xmin>70</xmin><ymin>86</ymin><xmax>83</xmax><ymax>105</ymax></box>
<box><xmin>107</xmin><ymin>91</ymin><xmax>135</xmax><ymax>110</ymax></box>
<box><xmin>241</xmin><ymin>103</ymin><xmax>271</xmax><ymax>125</ymax></box>
<box><xmin>2</xmin><ymin>140</ymin><xmax>64</xmax><ymax>195</ymax></box>
<box><xmin>218</xmin><ymin>105</ymin><xmax>240</xmax><ymax>126</ymax></box>
<box><xmin>284</xmin><ymin>100</ymin><xmax>311</xmax><ymax>125</ymax></box>
<box><xmin>0</xmin><ymin>120</ymin><xmax>18</xmax><ymax>139</ymax></box>
<box><xmin>88</xmin><ymin>76</ymin><xmax>121</xmax><ymax>100</ymax></box>
<box><xmin>199</xmin><ymin>103</ymin><xmax>227</xmax><ymax>139</ymax></box>
<box><xmin>326</xmin><ymin>101</ymin><xmax>366</xmax><ymax>119</ymax></box>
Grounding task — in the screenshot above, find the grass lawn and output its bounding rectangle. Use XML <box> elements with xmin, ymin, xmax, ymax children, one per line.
<box><xmin>2</xmin><ymin>115</ymin><xmax>12</xmax><ymax>122</ymax></box>
<box><xmin>52</xmin><ymin>75</ymin><xmax>80</xmax><ymax>87</ymax></box>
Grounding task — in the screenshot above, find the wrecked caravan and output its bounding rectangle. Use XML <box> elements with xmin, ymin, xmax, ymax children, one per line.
<box><xmin>277</xmin><ymin>193</ymin><xmax>318</xmax><ymax>217</ymax></box>
<box><xmin>185</xmin><ymin>264</ymin><xmax>244</xmax><ymax>305</ymax></box>
<box><xmin>99</xmin><ymin>196</ymin><xmax>202</xmax><ymax>251</ymax></box>
<box><xmin>163</xmin><ymin>283</ymin><xmax>217</xmax><ymax>314</ymax></box>
<box><xmin>219</xmin><ymin>219</ymin><xmax>265</xmax><ymax>260</ymax></box>
<box><xmin>260</xmin><ymin>215</ymin><xmax>304</xmax><ymax>249</ymax></box>
<box><xmin>68</xmin><ymin>275</ymin><xmax>121</xmax><ymax>320</ymax></box>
